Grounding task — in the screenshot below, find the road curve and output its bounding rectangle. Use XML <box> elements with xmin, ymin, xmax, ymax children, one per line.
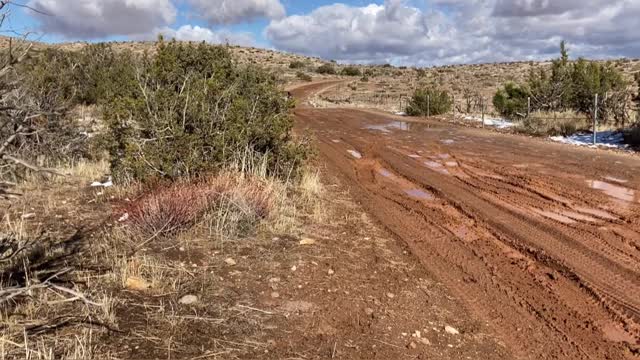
<box><xmin>293</xmin><ymin>82</ymin><xmax>640</xmax><ymax>359</ymax></box>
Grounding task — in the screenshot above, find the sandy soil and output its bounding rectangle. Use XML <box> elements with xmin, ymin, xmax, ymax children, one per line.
<box><xmin>294</xmin><ymin>82</ymin><xmax>640</xmax><ymax>359</ymax></box>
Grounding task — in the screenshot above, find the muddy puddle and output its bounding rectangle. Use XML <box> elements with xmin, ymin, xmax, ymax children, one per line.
<box><xmin>587</xmin><ymin>180</ymin><xmax>637</xmax><ymax>203</ymax></box>
<box><xmin>347</xmin><ymin>150</ymin><xmax>362</xmax><ymax>159</ymax></box>
<box><xmin>364</xmin><ymin>121</ymin><xmax>412</xmax><ymax>133</ymax></box>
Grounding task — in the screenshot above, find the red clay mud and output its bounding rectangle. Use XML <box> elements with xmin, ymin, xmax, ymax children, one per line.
<box><xmin>294</xmin><ymin>82</ymin><xmax>640</xmax><ymax>359</ymax></box>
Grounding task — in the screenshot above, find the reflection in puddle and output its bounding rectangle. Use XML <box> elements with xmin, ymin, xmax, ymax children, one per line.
<box><xmin>574</xmin><ymin>206</ymin><xmax>617</xmax><ymax>220</ymax></box>
<box><xmin>424</xmin><ymin>161</ymin><xmax>443</xmax><ymax>169</ymax></box>
<box><xmin>445</xmin><ymin>161</ymin><xmax>459</xmax><ymax>167</ymax></box>
<box><xmin>378</xmin><ymin>168</ymin><xmax>393</xmax><ymax>178</ymax></box>
<box><xmin>587</xmin><ymin>180</ymin><xmax>636</xmax><ymax>203</ymax></box>
<box><xmin>404</xmin><ymin>189</ymin><xmax>434</xmax><ymax>200</ymax></box>
<box><xmin>364</xmin><ymin>121</ymin><xmax>411</xmax><ymax>133</ymax></box>
<box><xmin>604</xmin><ymin>176</ymin><xmax>628</xmax><ymax>184</ymax></box>
<box><xmin>347</xmin><ymin>150</ymin><xmax>362</xmax><ymax>159</ymax></box>
<box><xmin>534</xmin><ymin>209</ymin><xmax>576</xmax><ymax>224</ymax></box>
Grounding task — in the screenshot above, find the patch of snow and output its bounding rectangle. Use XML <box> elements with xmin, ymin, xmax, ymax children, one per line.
<box><xmin>549</xmin><ymin>131</ymin><xmax>628</xmax><ymax>149</ymax></box>
<box><xmin>91</xmin><ymin>176</ymin><xmax>113</xmax><ymax>188</ymax></box>
<box><xmin>461</xmin><ymin>115</ymin><xmax>514</xmax><ymax>129</ymax></box>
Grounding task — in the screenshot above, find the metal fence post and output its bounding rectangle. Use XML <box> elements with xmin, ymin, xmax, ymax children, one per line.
<box><xmin>593</xmin><ymin>94</ymin><xmax>599</xmax><ymax>145</ymax></box>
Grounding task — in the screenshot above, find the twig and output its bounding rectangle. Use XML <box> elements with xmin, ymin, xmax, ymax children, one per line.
<box><xmin>234</xmin><ymin>304</ymin><xmax>275</xmax><ymax>315</ymax></box>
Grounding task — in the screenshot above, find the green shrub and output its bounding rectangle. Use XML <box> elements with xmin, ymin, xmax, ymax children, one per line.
<box><xmin>316</xmin><ymin>63</ymin><xmax>336</xmax><ymax>75</ymax></box>
<box><xmin>296</xmin><ymin>71</ymin><xmax>312</xmax><ymax>82</ymax></box>
<box><xmin>341</xmin><ymin>66</ymin><xmax>361</xmax><ymax>76</ymax></box>
<box><xmin>406</xmin><ymin>88</ymin><xmax>452</xmax><ymax>116</ymax></box>
<box><xmin>104</xmin><ymin>40</ymin><xmax>308</xmax><ymax>183</ymax></box>
<box><xmin>289</xmin><ymin>60</ymin><xmax>305</xmax><ymax>69</ymax></box>
<box><xmin>493</xmin><ymin>82</ymin><xmax>529</xmax><ymax>118</ymax></box>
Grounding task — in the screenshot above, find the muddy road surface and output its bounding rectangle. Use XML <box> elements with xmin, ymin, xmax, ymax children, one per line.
<box><xmin>294</xmin><ymin>83</ymin><xmax>640</xmax><ymax>359</ymax></box>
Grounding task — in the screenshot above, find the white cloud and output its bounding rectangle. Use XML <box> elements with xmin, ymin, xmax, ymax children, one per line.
<box><xmin>266</xmin><ymin>0</ymin><xmax>640</xmax><ymax>66</ymax></box>
<box><xmin>28</xmin><ymin>0</ymin><xmax>176</xmax><ymax>38</ymax></box>
<box><xmin>150</xmin><ymin>25</ymin><xmax>255</xmax><ymax>47</ymax></box>
<box><xmin>188</xmin><ymin>0</ymin><xmax>285</xmax><ymax>25</ymax></box>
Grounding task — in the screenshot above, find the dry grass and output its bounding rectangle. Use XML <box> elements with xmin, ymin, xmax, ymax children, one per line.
<box><xmin>516</xmin><ymin>111</ymin><xmax>590</xmax><ymax>136</ymax></box>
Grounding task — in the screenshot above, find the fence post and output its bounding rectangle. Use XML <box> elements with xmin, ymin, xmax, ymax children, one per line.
<box><xmin>527</xmin><ymin>97</ymin><xmax>531</xmax><ymax>118</ymax></box>
<box><xmin>593</xmin><ymin>94</ymin><xmax>599</xmax><ymax>145</ymax></box>
<box><xmin>452</xmin><ymin>95</ymin><xmax>456</xmax><ymax>118</ymax></box>
<box><xmin>427</xmin><ymin>95</ymin><xmax>430</xmax><ymax>118</ymax></box>
<box><xmin>482</xmin><ymin>97</ymin><xmax>485</xmax><ymax>129</ymax></box>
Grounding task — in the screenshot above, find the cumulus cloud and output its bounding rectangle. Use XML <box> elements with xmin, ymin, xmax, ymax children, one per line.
<box><xmin>188</xmin><ymin>0</ymin><xmax>285</xmax><ymax>25</ymax></box>
<box><xmin>150</xmin><ymin>25</ymin><xmax>255</xmax><ymax>47</ymax></box>
<box><xmin>266</xmin><ymin>0</ymin><xmax>640</xmax><ymax>66</ymax></box>
<box><xmin>28</xmin><ymin>0</ymin><xmax>176</xmax><ymax>38</ymax></box>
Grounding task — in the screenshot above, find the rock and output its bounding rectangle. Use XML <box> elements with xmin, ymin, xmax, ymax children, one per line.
<box><xmin>408</xmin><ymin>342</ymin><xmax>417</xmax><ymax>349</ymax></box>
<box><xmin>291</xmin><ymin>265</ymin><xmax>297</xmax><ymax>272</ymax></box>
<box><xmin>445</xmin><ymin>325</ymin><xmax>460</xmax><ymax>335</ymax></box>
<box><xmin>282</xmin><ymin>300</ymin><xmax>315</xmax><ymax>313</ymax></box>
<box><xmin>118</xmin><ymin>213</ymin><xmax>129</xmax><ymax>222</ymax></box>
<box><xmin>125</xmin><ymin>277</ymin><xmax>151</xmax><ymax>291</ymax></box>
<box><xmin>21</xmin><ymin>213</ymin><xmax>36</xmax><ymax>220</ymax></box>
<box><xmin>412</xmin><ymin>330</ymin><xmax>422</xmax><ymax>338</ymax></box>
<box><xmin>386</xmin><ymin>292</ymin><xmax>395</xmax><ymax>299</ymax></box>
<box><xmin>271</xmin><ymin>292</ymin><xmax>280</xmax><ymax>298</ymax></box>
<box><xmin>178</xmin><ymin>294</ymin><xmax>198</xmax><ymax>305</ymax></box>
<box><xmin>327</xmin><ymin>269</ymin><xmax>335</xmax><ymax>275</ymax></box>
<box><xmin>419</xmin><ymin>338</ymin><xmax>431</xmax><ymax>345</ymax></box>
<box><xmin>299</xmin><ymin>238</ymin><xmax>316</xmax><ymax>245</ymax></box>
<box><xmin>364</xmin><ymin>307</ymin><xmax>374</xmax><ymax>316</ymax></box>
<box><xmin>225</xmin><ymin>258</ymin><xmax>237</xmax><ymax>266</ymax></box>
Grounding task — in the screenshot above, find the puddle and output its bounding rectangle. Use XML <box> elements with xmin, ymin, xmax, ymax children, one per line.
<box><xmin>445</xmin><ymin>161</ymin><xmax>459</xmax><ymax>167</ymax></box>
<box><xmin>404</xmin><ymin>189</ymin><xmax>434</xmax><ymax>200</ymax></box>
<box><xmin>534</xmin><ymin>209</ymin><xmax>576</xmax><ymax>224</ymax></box>
<box><xmin>441</xmin><ymin>139</ymin><xmax>455</xmax><ymax>145</ymax></box>
<box><xmin>587</xmin><ymin>180</ymin><xmax>636</xmax><ymax>203</ymax></box>
<box><xmin>604</xmin><ymin>176</ymin><xmax>628</xmax><ymax>184</ymax></box>
<box><xmin>364</xmin><ymin>121</ymin><xmax>411</xmax><ymax>133</ymax></box>
<box><xmin>424</xmin><ymin>161</ymin><xmax>443</xmax><ymax>169</ymax></box>
<box><xmin>574</xmin><ymin>206</ymin><xmax>617</xmax><ymax>220</ymax></box>
<box><xmin>347</xmin><ymin>150</ymin><xmax>362</xmax><ymax>159</ymax></box>
<box><xmin>377</xmin><ymin>168</ymin><xmax>393</xmax><ymax>178</ymax></box>
<box><xmin>559</xmin><ymin>211</ymin><xmax>598</xmax><ymax>223</ymax></box>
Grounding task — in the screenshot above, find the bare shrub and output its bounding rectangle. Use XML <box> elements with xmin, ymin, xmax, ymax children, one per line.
<box><xmin>124</xmin><ymin>174</ymin><xmax>274</xmax><ymax>238</ymax></box>
<box><xmin>516</xmin><ymin>111</ymin><xmax>589</xmax><ymax>136</ymax></box>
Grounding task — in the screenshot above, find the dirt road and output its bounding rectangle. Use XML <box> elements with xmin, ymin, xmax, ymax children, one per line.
<box><xmin>294</xmin><ymin>82</ymin><xmax>640</xmax><ymax>359</ymax></box>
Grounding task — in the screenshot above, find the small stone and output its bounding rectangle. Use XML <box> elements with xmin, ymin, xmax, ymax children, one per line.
<box><xmin>445</xmin><ymin>326</ymin><xmax>460</xmax><ymax>335</ymax></box>
<box><xmin>364</xmin><ymin>307</ymin><xmax>374</xmax><ymax>316</ymax></box>
<box><xmin>21</xmin><ymin>213</ymin><xmax>36</xmax><ymax>220</ymax></box>
<box><xmin>179</xmin><ymin>246</ymin><xmax>185</xmax><ymax>252</ymax></box>
<box><xmin>299</xmin><ymin>238</ymin><xmax>316</xmax><ymax>245</ymax></box>
<box><xmin>225</xmin><ymin>258</ymin><xmax>237</xmax><ymax>266</ymax></box>
<box><xmin>291</xmin><ymin>265</ymin><xmax>297</xmax><ymax>272</ymax></box>
<box><xmin>419</xmin><ymin>338</ymin><xmax>431</xmax><ymax>345</ymax></box>
<box><xmin>178</xmin><ymin>294</ymin><xmax>198</xmax><ymax>305</ymax></box>
<box><xmin>412</xmin><ymin>330</ymin><xmax>421</xmax><ymax>338</ymax></box>
<box><xmin>271</xmin><ymin>292</ymin><xmax>280</xmax><ymax>298</ymax></box>
<box><xmin>386</xmin><ymin>292</ymin><xmax>395</xmax><ymax>299</ymax></box>
<box><xmin>125</xmin><ymin>277</ymin><xmax>151</xmax><ymax>291</ymax></box>
<box><xmin>328</xmin><ymin>269</ymin><xmax>335</xmax><ymax>275</ymax></box>
<box><xmin>269</xmin><ymin>277</ymin><xmax>280</xmax><ymax>283</ymax></box>
<box><xmin>408</xmin><ymin>342</ymin><xmax>417</xmax><ymax>349</ymax></box>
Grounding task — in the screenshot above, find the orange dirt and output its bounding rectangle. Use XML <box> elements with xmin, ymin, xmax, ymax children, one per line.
<box><xmin>294</xmin><ymin>82</ymin><xmax>640</xmax><ymax>359</ymax></box>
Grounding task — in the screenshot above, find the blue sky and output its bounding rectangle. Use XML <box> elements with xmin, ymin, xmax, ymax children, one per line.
<box><xmin>4</xmin><ymin>0</ymin><xmax>639</xmax><ymax>66</ymax></box>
